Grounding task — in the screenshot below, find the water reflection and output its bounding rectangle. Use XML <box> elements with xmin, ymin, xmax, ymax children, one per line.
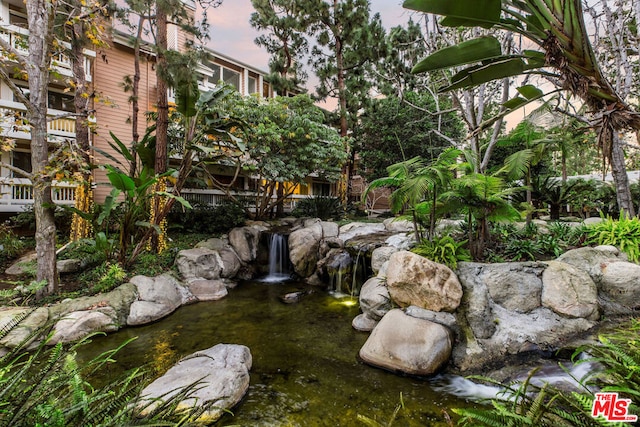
<box><xmin>76</xmin><ymin>281</ymin><xmax>478</xmax><ymax>425</ymax></box>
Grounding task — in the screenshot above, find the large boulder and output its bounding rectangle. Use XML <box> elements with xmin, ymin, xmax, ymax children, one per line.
<box><xmin>371</xmin><ymin>246</ymin><xmax>398</xmax><ymax>275</ymax></box>
<box><xmin>49</xmin><ymin>308</ymin><xmax>118</xmax><ymax>344</ymax></box>
<box><xmin>0</xmin><ymin>307</ymin><xmax>49</xmax><ymax>349</ymax></box>
<box><xmin>184</xmin><ymin>278</ymin><xmax>229</xmax><ymax>301</ymax></box>
<box><xmin>455</xmin><ymin>263</ymin><xmax>496</xmax><ymax>339</ymax></box>
<box><xmin>542</xmin><ymin>261</ymin><xmax>599</xmax><ymax>320</ymax></box>
<box><xmin>599</xmin><ymin>261</ymin><xmax>640</xmax><ymax>309</ymax></box>
<box><xmin>383</xmin><ymin>218</ymin><xmax>414</xmax><ymax>233</ymax></box>
<box><xmin>557</xmin><ymin>246</ymin><xmax>626</xmax><ymax>283</ymax></box>
<box><xmin>229</xmin><ymin>226</ymin><xmax>261</xmax><ymax>263</ymax></box>
<box><xmin>338</xmin><ymin>222</ymin><xmax>386</xmax><ymax>242</ymax></box>
<box><xmin>48</xmin><ymin>283</ymin><xmax>138</xmax><ymax>327</ymax></box>
<box><xmin>139</xmin><ymin>344</ymin><xmax>252</xmax><ymax>423</ymax></box>
<box><xmin>127</xmin><ymin>275</ymin><xmax>193</xmax><ymax>326</ymax></box>
<box><xmin>288</xmin><ymin>222</ymin><xmax>323</xmax><ymax>278</ymax></box>
<box><xmin>175</xmin><ymin>248</ymin><xmax>224</xmax><ymax>280</ymax></box>
<box><xmin>359</xmin><ymin>276</ymin><xmax>391</xmax><ymax>321</ymax></box>
<box><xmin>477</xmin><ymin>262</ymin><xmax>545</xmax><ymax>313</ymax></box>
<box><xmin>386</xmin><ymin>251</ymin><xmax>463</xmax><ymax>312</ymax></box>
<box><xmin>359</xmin><ymin>309</ymin><xmax>453</xmax><ymax>376</ymax></box>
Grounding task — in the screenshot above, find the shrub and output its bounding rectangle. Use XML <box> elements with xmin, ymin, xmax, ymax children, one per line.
<box><xmin>503</xmin><ymin>239</ymin><xmax>541</xmax><ymax>261</ymax></box>
<box><xmin>585</xmin><ymin>214</ymin><xmax>640</xmax><ymax>262</ymax></box>
<box><xmin>168</xmin><ymin>200</ymin><xmax>246</xmax><ymax>234</ymax></box>
<box><xmin>292</xmin><ymin>195</ymin><xmax>343</xmax><ymax>220</ymax></box>
<box><xmin>0</xmin><ymin>224</ymin><xmax>24</xmax><ymax>259</ymax></box>
<box><xmin>411</xmin><ymin>235</ymin><xmax>471</xmax><ymax>269</ymax></box>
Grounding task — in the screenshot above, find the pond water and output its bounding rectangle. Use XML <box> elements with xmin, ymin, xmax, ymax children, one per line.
<box><xmin>76</xmin><ymin>280</ymin><xmax>480</xmax><ymax>426</ymax></box>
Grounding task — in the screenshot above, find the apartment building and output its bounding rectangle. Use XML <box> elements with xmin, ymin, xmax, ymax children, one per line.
<box><xmin>0</xmin><ymin>1</ymin><xmax>334</xmax><ymax>214</ymax></box>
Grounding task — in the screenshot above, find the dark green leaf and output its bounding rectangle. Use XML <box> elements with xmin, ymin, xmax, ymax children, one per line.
<box><xmin>412</xmin><ymin>37</ymin><xmax>502</xmax><ymax>74</ymax></box>
<box><xmin>403</xmin><ymin>0</ymin><xmax>501</xmax><ymax>23</ymax></box>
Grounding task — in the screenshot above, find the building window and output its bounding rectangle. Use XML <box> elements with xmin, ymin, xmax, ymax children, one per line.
<box><xmin>210</xmin><ymin>64</ymin><xmax>221</xmax><ymax>83</ymax></box>
<box><xmin>263</xmin><ymin>82</ymin><xmax>271</xmax><ymax>98</ymax></box>
<box><xmin>48</xmin><ymin>91</ymin><xmax>74</xmax><ymax>112</ymax></box>
<box><xmin>12</xmin><ymin>151</ymin><xmax>31</xmax><ymax>177</ymax></box>
<box><xmin>9</xmin><ymin>4</ymin><xmax>28</xmax><ymax>28</ymax></box>
<box><xmin>248</xmin><ymin>76</ymin><xmax>257</xmax><ymax>94</ymax></box>
<box><xmin>223</xmin><ymin>68</ymin><xmax>240</xmax><ymax>91</ymax></box>
<box><xmin>312</xmin><ymin>182</ymin><xmax>331</xmax><ymax>196</ymax></box>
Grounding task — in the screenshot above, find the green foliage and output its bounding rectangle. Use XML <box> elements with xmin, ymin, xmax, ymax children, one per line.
<box><xmin>91</xmin><ymin>263</ymin><xmax>127</xmax><ymax>294</ymax></box>
<box><xmin>585</xmin><ymin>214</ymin><xmax>640</xmax><ymax>263</ymax></box>
<box><xmin>353</xmin><ymin>91</ymin><xmax>463</xmax><ymax>181</ymax></box>
<box><xmin>168</xmin><ymin>199</ymin><xmax>247</xmax><ymax>234</ymax></box>
<box><xmin>412</xmin><ymin>235</ymin><xmax>471</xmax><ymax>269</ymax></box>
<box><xmin>454</xmin><ymin>318</ymin><xmax>640</xmax><ymax>427</ymax></box>
<box><xmin>503</xmin><ymin>239</ymin><xmax>542</xmax><ymax>261</ymax></box>
<box><xmin>292</xmin><ymin>195</ymin><xmax>343</xmax><ymax>220</ymax></box>
<box><xmin>0</xmin><ymin>320</ymin><xmax>213</xmax><ymax>426</ymax></box>
<box><xmin>9</xmin><ymin>206</ymin><xmax>73</xmax><ymax>237</ymax></box>
<box><xmin>547</xmin><ymin>222</ymin><xmax>586</xmax><ymax>247</ymax></box>
<box><xmin>0</xmin><ymin>224</ymin><xmax>24</xmax><ymax>259</ymax></box>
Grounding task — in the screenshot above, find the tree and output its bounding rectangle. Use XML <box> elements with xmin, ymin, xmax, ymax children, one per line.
<box><xmin>404</xmin><ymin>0</ymin><xmax>640</xmax><ymax>217</ymax></box>
<box><xmin>299</xmin><ymin>0</ymin><xmax>386</xmax><ymax>202</ymax></box>
<box><xmin>353</xmin><ymin>91</ymin><xmax>462</xmax><ymax>181</ymax></box>
<box><xmin>250</xmin><ymin>0</ymin><xmax>309</xmax><ymax>95</ymax></box>
<box><xmin>214</xmin><ymin>93</ymin><xmax>347</xmax><ymax>219</ymax></box>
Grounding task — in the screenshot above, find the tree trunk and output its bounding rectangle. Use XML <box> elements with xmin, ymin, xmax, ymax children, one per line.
<box><xmin>26</xmin><ymin>0</ymin><xmax>58</xmax><ymax>296</ymax></box>
<box><xmin>610</xmin><ymin>132</ymin><xmax>635</xmax><ymax>217</ymax></box>
<box><xmin>70</xmin><ymin>21</ymin><xmax>92</xmax><ymax>241</ymax></box>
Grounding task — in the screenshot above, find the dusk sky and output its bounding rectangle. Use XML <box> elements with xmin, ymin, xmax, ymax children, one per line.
<box><xmin>207</xmin><ymin>1</ymin><xmax>415</xmax><ymax>88</ymax></box>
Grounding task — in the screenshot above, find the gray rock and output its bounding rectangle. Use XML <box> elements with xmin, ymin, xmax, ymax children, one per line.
<box><xmin>184</xmin><ymin>278</ymin><xmax>228</xmax><ymax>301</ymax></box>
<box><xmin>175</xmin><ymin>248</ymin><xmax>223</xmax><ymax>280</ymax></box>
<box><xmin>321</xmin><ymin>221</ymin><xmax>339</xmax><ymax>238</ymax></box>
<box><xmin>600</xmin><ymin>261</ymin><xmax>640</xmax><ymax>309</ymax></box>
<box><xmin>288</xmin><ymin>223</ymin><xmax>323</xmax><ymax>277</ymax></box>
<box><xmin>359</xmin><ymin>277</ymin><xmax>391</xmax><ymax>321</ymax></box>
<box><xmin>480</xmin><ymin>262</ymin><xmax>545</xmax><ymax>313</ymax></box>
<box><xmin>5</xmin><ymin>252</ymin><xmax>37</xmax><ymax>275</ymax></box>
<box><xmin>139</xmin><ymin>344</ymin><xmax>252</xmax><ymax>423</ymax></box>
<box><xmin>583</xmin><ymin>217</ymin><xmax>604</xmax><ymax>226</ymax></box>
<box><xmin>404</xmin><ymin>306</ymin><xmax>458</xmax><ymax>331</ymax></box>
<box><xmin>360</xmin><ymin>309</ymin><xmax>453</xmax><ymax>376</ymax></box>
<box><xmin>229</xmin><ymin>226</ymin><xmax>261</xmax><ymax>263</ymax></box>
<box><xmin>383</xmin><ymin>218</ymin><xmax>414</xmax><ymax>233</ymax></box>
<box><xmin>385</xmin><ymin>233</ymin><xmax>416</xmax><ymax>250</ymax></box>
<box><xmin>0</xmin><ymin>307</ymin><xmax>49</xmax><ymax>348</ymax></box>
<box><xmin>127</xmin><ymin>275</ymin><xmax>192</xmax><ymax>326</ymax></box>
<box><xmin>48</xmin><ymin>283</ymin><xmax>138</xmax><ymax>327</ymax></box>
<box><xmin>57</xmin><ymin>258</ymin><xmax>82</xmax><ymax>274</ymax></box>
<box><xmin>371</xmin><ymin>247</ymin><xmax>398</xmax><ymax>275</ymax></box>
<box><xmin>219</xmin><ymin>248</ymin><xmax>241</xmax><ymax>278</ymax></box>
<box><xmin>542</xmin><ymin>261</ymin><xmax>599</xmax><ymax>320</ymax></box>
<box><xmin>386</xmin><ymin>251</ymin><xmax>463</xmax><ymax>312</ymax></box>
<box><xmin>456</xmin><ymin>262</ymin><xmax>496</xmax><ymax>339</ymax></box>
<box><xmin>352</xmin><ymin>313</ymin><xmax>378</xmax><ymax>332</ymax></box>
<box><xmin>49</xmin><ymin>308</ymin><xmax>118</xmax><ymax>344</ymax></box>
<box><xmin>557</xmin><ymin>246</ymin><xmax>626</xmax><ymax>283</ymax></box>
<box><xmin>195</xmin><ymin>237</ymin><xmax>228</xmax><ymax>251</ymax></box>
<box><xmin>338</xmin><ymin>222</ymin><xmax>385</xmax><ymax>242</ymax></box>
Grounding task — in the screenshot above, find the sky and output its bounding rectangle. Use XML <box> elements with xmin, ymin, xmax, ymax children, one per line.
<box><xmin>207</xmin><ymin>1</ymin><xmax>414</xmax><ymax>80</ymax></box>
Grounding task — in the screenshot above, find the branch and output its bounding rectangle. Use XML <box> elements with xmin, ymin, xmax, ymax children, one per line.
<box><xmin>0</xmin><ymin>161</ymin><xmax>32</xmax><ymax>179</ymax></box>
<box><xmin>0</xmin><ymin>64</ymin><xmax>31</xmax><ymax>109</ymax></box>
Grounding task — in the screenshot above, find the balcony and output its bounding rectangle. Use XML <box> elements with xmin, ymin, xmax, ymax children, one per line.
<box><xmin>0</xmin><ymin>177</ymin><xmax>75</xmax><ymax>212</ymax></box>
<box><xmin>0</xmin><ymin>24</ymin><xmax>94</xmax><ymax>81</ymax></box>
<box><xmin>0</xmin><ymin>99</ymin><xmax>77</xmax><ymax>139</ymax></box>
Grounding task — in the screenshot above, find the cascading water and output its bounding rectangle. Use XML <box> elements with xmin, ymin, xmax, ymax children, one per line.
<box><xmin>261</xmin><ymin>233</ymin><xmax>291</xmax><ymax>283</ymax></box>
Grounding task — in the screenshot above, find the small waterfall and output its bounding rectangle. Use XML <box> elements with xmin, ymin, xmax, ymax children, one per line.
<box><xmin>261</xmin><ymin>233</ymin><xmax>291</xmax><ymax>283</ymax></box>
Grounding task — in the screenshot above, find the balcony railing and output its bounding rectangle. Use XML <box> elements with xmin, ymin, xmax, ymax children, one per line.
<box><xmin>178</xmin><ymin>188</ymin><xmax>309</xmax><ymax>212</ymax></box>
<box><xmin>0</xmin><ymin>99</ymin><xmax>76</xmax><ymax>138</ymax></box>
<box><xmin>0</xmin><ymin>178</ymin><xmax>76</xmax><ymax>212</ymax></box>
<box><xmin>0</xmin><ymin>24</ymin><xmax>94</xmax><ymax>81</ymax></box>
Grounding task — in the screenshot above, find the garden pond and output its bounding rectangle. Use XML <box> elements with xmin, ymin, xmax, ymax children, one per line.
<box><xmin>76</xmin><ymin>279</ymin><xmax>480</xmax><ymax>426</ymax></box>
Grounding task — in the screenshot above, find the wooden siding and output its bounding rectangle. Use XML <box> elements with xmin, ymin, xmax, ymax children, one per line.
<box><xmin>92</xmin><ymin>41</ymin><xmax>157</xmax><ymax>202</ymax></box>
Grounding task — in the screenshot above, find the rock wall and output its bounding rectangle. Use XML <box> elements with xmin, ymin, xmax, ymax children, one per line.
<box><xmin>356</xmin><ymin>245</ymin><xmax>639</xmax><ymax>375</ymax></box>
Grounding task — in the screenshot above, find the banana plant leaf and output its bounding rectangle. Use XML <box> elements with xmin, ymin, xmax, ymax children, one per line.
<box><xmin>439</xmin><ymin>56</ymin><xmax>539</xmax><ymax>92</ymax></box>
<box><xmin>412</xmin><ymin>37</ymin><xmax>502</xmax><ymax>74</ymax></box>
<box><xmin>403</xmin><ymin>0</ymin><xmax>502</xmax><ymax>24</ymax></box>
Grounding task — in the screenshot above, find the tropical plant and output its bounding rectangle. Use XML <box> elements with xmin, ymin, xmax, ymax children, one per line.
<box><xmin>364</xmin><ymin>148</ymin><xmax>461</xmax><ymax>240</ymax></box>
<box><xmin>412</xmin><ymin>235</ymin><xmax>471</xmax><ymax>269</ymax></box>
<box><xmin>403</xmin><ymin>0</ymin><xmax>640</xmax><ymax>219</ymax></box>
<box><xmin>0</xmin><ymin>318</ymin><xmax>217</xmax><ymax>426</ymax></box>
<box><xmin>292</xmin><ymin>195</ymin><xmax>343</xmax><ymax>220</ymax></box>
<box><xmin>585</xmin><ymin>214</ymin><xmax>640</xmax><ymax>263</ymax></box>
<box><xmin>440</xmin><ymin>171</ymin><xmax>521</xmax><ymax>259</ymax></box>
<box><xmin>0</xmin><ymin>224</ymin><xmax>24</xmax><ymax>259</ymax></box>
<box><xmin>503</xmin><ymin>238</ymin><xmax>542</xmax><ymax>261</ymax></box>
